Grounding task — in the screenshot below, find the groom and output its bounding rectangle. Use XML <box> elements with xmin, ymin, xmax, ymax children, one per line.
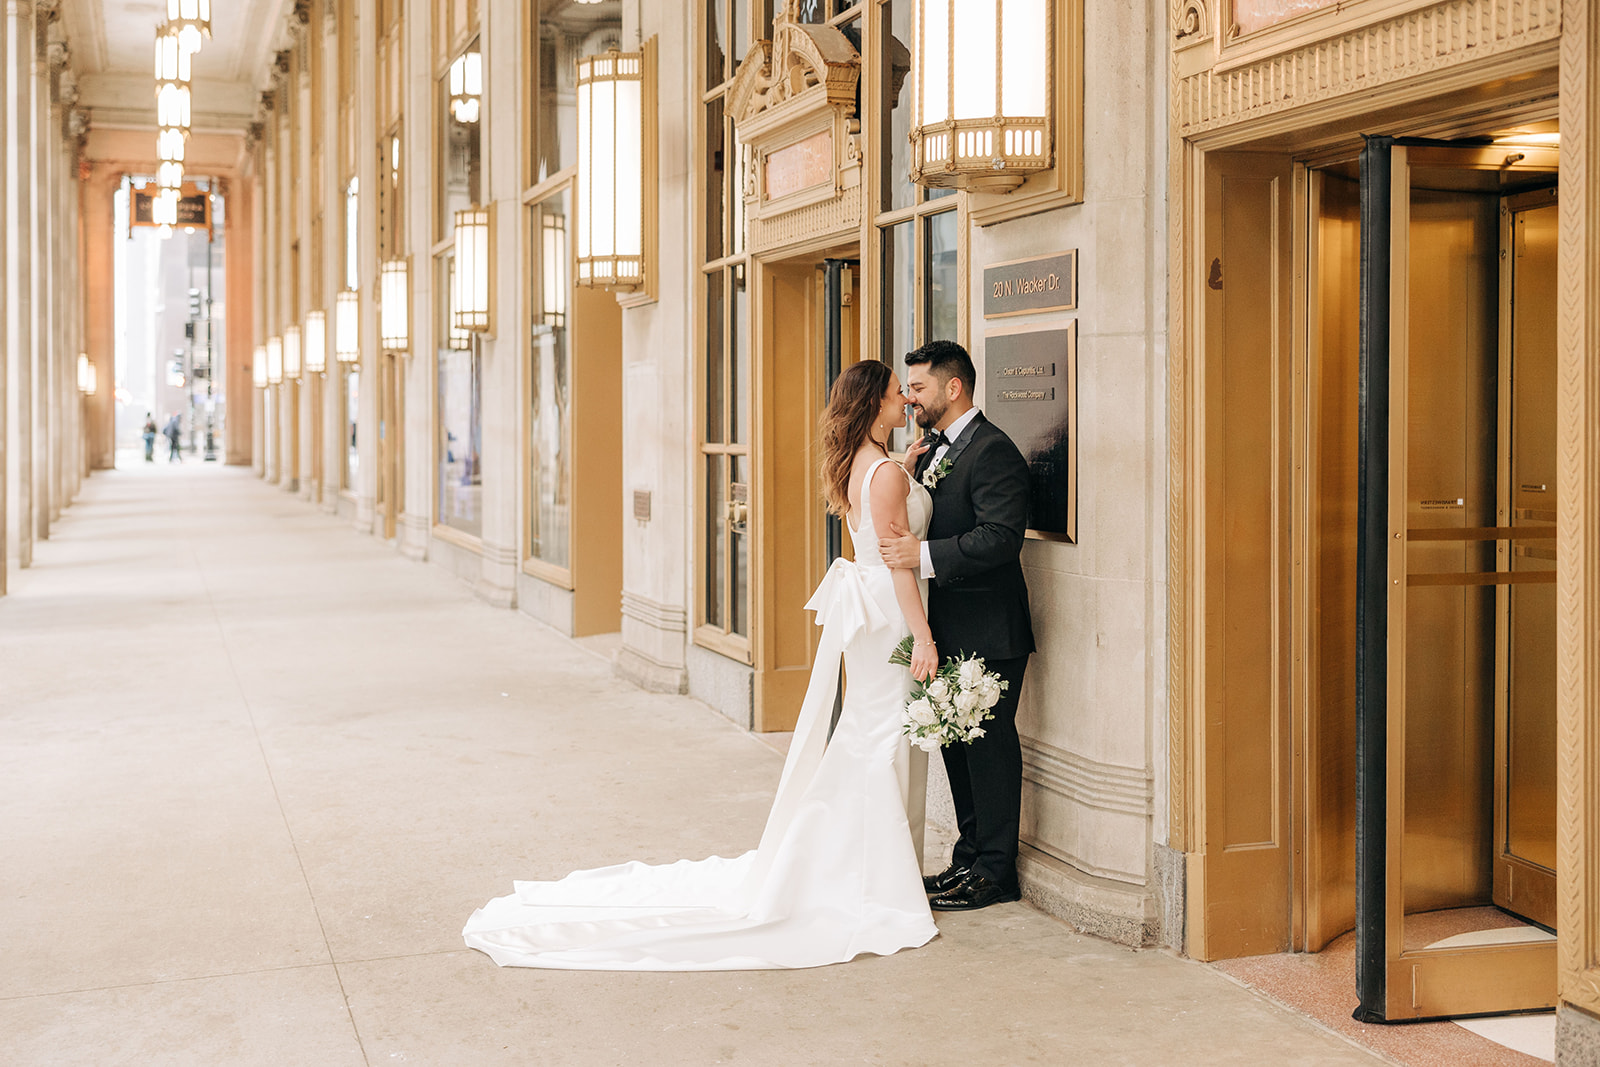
<box><xmin>880</xmin><ymin>340</ymin><xmax>1035</xmax><ymax>911</ymax></box>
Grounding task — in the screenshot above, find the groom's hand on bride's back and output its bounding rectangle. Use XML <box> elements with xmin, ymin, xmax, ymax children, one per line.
<box><xmin>879</xmin><ymin>521</ymin><xmax>922</xmax><ymax>569</ymax></box>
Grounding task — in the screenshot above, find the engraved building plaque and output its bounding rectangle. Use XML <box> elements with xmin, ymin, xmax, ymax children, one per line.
<box><xmin>984</xmin><ymin>323</ymin><xmax>1077</xmax><ymax>541</ymax></box>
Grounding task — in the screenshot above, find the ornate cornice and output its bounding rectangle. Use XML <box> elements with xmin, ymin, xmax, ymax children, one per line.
<box><xmin>1174</xmin><ymin>0</ymin><xmax>1561</xmax><ymax>137</ymax></box>
<box><xmin>726</xmin><ymin>8</ymin><xmax>860</xmax><ymax>131</ymax></box>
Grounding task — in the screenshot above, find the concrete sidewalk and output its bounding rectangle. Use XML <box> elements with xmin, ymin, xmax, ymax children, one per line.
<box><xmin>0</xmin><ymin>463</ymin><xmax>1381</xmax><ymax>1066</ymax></box>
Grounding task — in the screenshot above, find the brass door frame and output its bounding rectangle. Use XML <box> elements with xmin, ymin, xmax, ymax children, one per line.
<box><xmin>1493</xmin><ymin>186</ymin><xmax>1561</xmax><ymax>929</ymax></box>
<box><xmin>1355</xmin><ymin>137</ymin><xmax>1559</xmax><ymax>1023</ymax></box>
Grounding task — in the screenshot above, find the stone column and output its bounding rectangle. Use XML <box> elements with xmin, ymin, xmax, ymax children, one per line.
<box><xmin>617</xmin><ymin>0</ymin><xmax>692</xmax><ymax>691</ymax></box>
<box><xmin>296</xmin><ymin>40</ymin><xmax>314</xmax><ymax>501</ymax></box>
<box><xmin>353</xmin><ymin>0</ymin><xmax>377</xmax><ymax>533</ymax></box>
<box><xmin>0</xmin><ymin>0</ymin><xmax>9</xmax><ymax>595</ymax></box>
<box><xmin>320</xmin><ymin>2</ymin><xmax>340</xmax><ymax>512</ymax></box>
<box><xmin>81</xmin><ymin>167</ymin><xmax>117</xmax><ymax>471</ymax></box>
<box><xmin>6</xmin><ymin>0</ymin><xmax>35</xmax><ymax>571</ymax></box>
<box><xmin>32</xmin><ymin>6</ymin><xmax>53</xmax><ymax>542</ymax></box>
<box><xmin>223</xmin><ymin>177</ymin><xmax>255</xmax><ymax>466</ymax></box>
<box><xmin>398</xmin><ymin>0</ymin><xmax>429</xmax><ymax>558</ymax></box>
<box><xmin>472</xmin><ymin>0</ymin><xmax>520</xmax><ymax>604</ymax></box>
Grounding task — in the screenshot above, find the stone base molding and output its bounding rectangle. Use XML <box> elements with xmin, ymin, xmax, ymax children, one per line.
<box><xmin>618</xmin><ymin>589</ymin><xmax>689</xmax><ymax>694</ymax></box>
<box><xmin>476</xmin><ymin>540</ymin><xmax>519</xmax><ymax>610</ymax></box>
<box><xmin>401</xmin><ymin>513</ymin><xmax>429</xmax><ymax>560</ymax></box>
<box><xmin>1018</xmin><ymin>843</ymin><xmax>1158</xmax><ymax>949</ymax></box>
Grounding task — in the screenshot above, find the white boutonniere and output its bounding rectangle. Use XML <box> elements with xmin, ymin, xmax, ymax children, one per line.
<box><xmin>921</xmin><ymin>457</ymin><xmax>954</xmax><ymax>489</ymax></box>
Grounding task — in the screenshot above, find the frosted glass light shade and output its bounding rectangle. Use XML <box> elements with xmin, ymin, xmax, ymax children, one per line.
<box><xmin>266</xmin><ymin>336</ymin><xmax>283</xmax><ymax>384</ymax></box>
<box><xmin>154</xmin><ymin>29</ymin><xmax>191</xmax><ymax>85</ymax></box>
<box><xmin>157</xmin><ymin>126</ymin><xmax>187</xmax><ymax>163</ymax></box>
<box><xmin>166</xmin><ymin>0</ymin><xmax>211</xmax><ymax>54</ymax></box>
<box><xmin>85</xmin><ymin>362</ymin><xmax>98</xmax><ymax>396</ymax></box>
<box><xmin>77</xmin><ymin>353</ymin><xmax>90</xmax><ymax>393</ymax></box>
<box><xmin>335</xmin><ymin>289</ymin><xmax>360</xmax><ymax>363</ymax></box>
<box><xmin>157</xmin><ymin>83</ymin><xmax>191</xmax><ymax>129</ymax></box>
<box><xmin>152</xmin><ymin>188</ymin><xmax>180</xmax><ymax>226</ymax></box>
<box><xmin>576</xmin><ymin>48</ymin><xmax>646</xmax><ymax>290</ymax></box>
<box><xmin>157</xmin><ymin>161</ymin><xmax>185</xmax><ymax>193</ymax></box>
<box><xmin>911</xmin><ymin>0</ymin><xmax>1052</xmax><ymax>192</ymax></box>
<box><xmin>304</xmin><ymin>311</ymin><xmax>327</xmax><ymax>374</ymax></box>
<box><xmin>452</xmin><ymin>206</ymin><xmax>492</xmax><ymax>332</ymax></box>
<box><xmin>283</xmin><ymin>326</ymin><xmax>302</xmax><ymax>380</ymax></box>
<box><xmin>253</xmin><ymin>345</ymin><xmax>267</xmax><ymax>388</ymax></box>
<box><xmin>380</xmin><ymin>259</ymin><xmax>409</xmax><ymax>351</ymax></box>
<box><xmin>449</xmin><ymin>51</ymin><xmax>482</xmax><ymax>123</ymax></box>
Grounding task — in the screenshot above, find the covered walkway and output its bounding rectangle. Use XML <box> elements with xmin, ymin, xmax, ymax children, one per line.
<box><xmin>0</xmin><ymin>465</ymin><xmax>1378</xmax><ymax>1065</ymax></box>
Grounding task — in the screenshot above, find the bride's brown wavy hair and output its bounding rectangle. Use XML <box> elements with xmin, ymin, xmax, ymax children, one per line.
<box><xmin>819</xmin><ymin>359</ymin><xmax>894</xmax><ymax>517</ymax></box>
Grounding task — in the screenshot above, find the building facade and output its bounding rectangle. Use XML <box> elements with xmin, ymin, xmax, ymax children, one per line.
<box><xmin>11</xmin><ymin>0</ymin><xmax>1600</xmax><ymax>1054</ymax></box>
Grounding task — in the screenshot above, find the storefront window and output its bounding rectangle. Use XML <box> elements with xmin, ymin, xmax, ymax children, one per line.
<box><xmin>439</xmin><ymin>43</ymin><xmax>482</xmax><ymax>245</ymax></box>
<box><xmin>345</xmin><ymin>366</ymin><xmax>361</xmax><ymax>489</ymax></box>
<box><xmin>698</xmin><ymin>1</ymin><xmax>768</xmax><ymax>655</ymax></box>
<box><xmin>521</xmin><ymin>3</ymin><xmax>622</xmax><ymax>572</ymax></box>
<box><xmin>437</xmin><ymin>255</ymin><xmax>483</xmax><ymax>535</ymax></box>
<box><xmin>529</xmin><ymin>190</ymin><xmax>571</xmax><ymax>568</ymax></box>
<box><xmin>875</xmin><ymin>0</ymin><xmax>961</xmax><ymax>451</ymax></box>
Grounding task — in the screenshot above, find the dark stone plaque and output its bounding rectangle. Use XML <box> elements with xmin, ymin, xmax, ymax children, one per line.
<box><xmin>983</xmin><ymin>251</ymin><xmax>1078</xmax><ymax>318</ymax></box>
<box><xmin>984</xmin><ymin>324</ymin><xmax>1077</xmax><ymax>541</ymax></box>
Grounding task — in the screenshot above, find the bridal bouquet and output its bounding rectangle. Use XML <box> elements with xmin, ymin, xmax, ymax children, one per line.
<box><xmin>888</xmin><ymin>637</ymin><xmax>1009</xmax><ymax>752</ymax></box>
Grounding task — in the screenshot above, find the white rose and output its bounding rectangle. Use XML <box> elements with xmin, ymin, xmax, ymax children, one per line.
<box><xmin>980</xmin><ymin>681</ymin><xmax>1002</xmax><ymax>709</ymax></box>
<box><xmin>905</xmin><ymin>698</ymin><xmax>937</xmax><ymax>727</ymax></box>
<box><xmin>925</xmin><ymin>678</ymin><xmax>951</xmax><ymax>702</ymax></box>
<box><xmin>957</xmin><ymin>659</ymin><xmax>986</xmax><ymax>690</ymax></box>
<box><xmin>954</xmin><ymin>688</ymin><xmax>979</xmax><ymax>714</ymax></box>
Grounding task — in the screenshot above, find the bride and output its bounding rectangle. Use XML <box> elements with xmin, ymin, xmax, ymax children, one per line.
<box><xmin>462</xmin><ymin>359</ymin><xmax>942</xmax><ymax>970</ymax></box>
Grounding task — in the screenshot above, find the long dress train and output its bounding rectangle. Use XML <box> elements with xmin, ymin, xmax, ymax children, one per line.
<box><xmin>462</xmin><ymin>458</ymin><xmax>936</xmax><ymax>970</ymax></box>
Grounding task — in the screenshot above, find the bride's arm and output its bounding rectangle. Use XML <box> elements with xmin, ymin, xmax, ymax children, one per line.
<box><xmin>870</xmin><ymin>464</ymin><xmax>937</xmax><ymax>682</ymax></box>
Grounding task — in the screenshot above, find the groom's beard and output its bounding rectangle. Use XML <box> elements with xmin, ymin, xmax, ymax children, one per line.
<box><xmin>913</xmin><ymin>399</ymin><xmax>946</xmax><ymax>430</ymax></box>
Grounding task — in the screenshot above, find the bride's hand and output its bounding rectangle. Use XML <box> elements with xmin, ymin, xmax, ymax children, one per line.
<box><xmin>910</xmin><ymin>639</ymin><xmax>939</xmax><ymax>682</ymax></box>
<box><xmin>902</xmin><ymin>434</ymin><xmax>931</xmax><ymax>474</ymax></box>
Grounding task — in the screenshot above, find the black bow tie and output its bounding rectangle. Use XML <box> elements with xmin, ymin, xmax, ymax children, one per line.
<box><xmin>923</xmin><ymin>430</ymin><xmax>947</xmax><ymax>450</ymax></box>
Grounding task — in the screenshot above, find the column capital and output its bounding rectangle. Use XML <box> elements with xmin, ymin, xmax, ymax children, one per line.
<box><xmin>6</xmin><ymin>1</ymin><xmax>35</xmax><ymax>18</ymax></box>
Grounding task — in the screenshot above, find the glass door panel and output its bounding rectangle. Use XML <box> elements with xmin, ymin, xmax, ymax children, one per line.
<box><xmin>1355</xmin><ymin>137</ymin><xmax>1559</xmax><ymax>1023</ymax></box>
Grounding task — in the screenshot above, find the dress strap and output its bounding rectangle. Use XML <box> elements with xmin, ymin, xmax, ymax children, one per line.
<box><xmin>858</xmin><ymin>456</ymin><xmax>901</xmax><ymax>533</ymax></box>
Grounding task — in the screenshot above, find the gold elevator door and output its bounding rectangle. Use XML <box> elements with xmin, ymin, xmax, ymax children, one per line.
<box><xmin>1358</xmin><ymin>141</ymin><xmax>1559</xmax><ymax>1021</ymax></box>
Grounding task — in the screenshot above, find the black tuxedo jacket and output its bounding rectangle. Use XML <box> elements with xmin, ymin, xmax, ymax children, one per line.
<box><xmin>916</xmin><ymin>412</ymin><xmax>1036</xmax><ymax>661</ymax></box>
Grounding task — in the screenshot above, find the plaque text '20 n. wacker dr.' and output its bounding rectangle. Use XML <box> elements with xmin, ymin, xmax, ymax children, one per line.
<box><xmin>983</xmin><ymin>251</ymin><xmax>1078</xmax><ymax>318</ymax></box>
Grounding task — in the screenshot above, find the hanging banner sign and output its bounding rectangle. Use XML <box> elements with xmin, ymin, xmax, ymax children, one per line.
<box><xmin>129</xmin><ymin>184</ymin><xmax>213</xmax><ymax>233</ymax></box>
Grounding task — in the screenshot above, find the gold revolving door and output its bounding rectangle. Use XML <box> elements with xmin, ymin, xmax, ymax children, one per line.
<box><xmin>1353</xmin><ymin>136</ymin><xmax>1559</xmax><ymax>1022</ymax></box>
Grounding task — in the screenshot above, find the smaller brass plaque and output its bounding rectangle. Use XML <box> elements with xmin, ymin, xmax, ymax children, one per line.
<box><xmin>632</xmin><ymin>490</ymin><xmax>652</xmax><ymax>522</ymax></box>
<box><xmin>983</xmin><ymin>252</ymin><xmax>1077</xmax><ymax>318</ymax></box>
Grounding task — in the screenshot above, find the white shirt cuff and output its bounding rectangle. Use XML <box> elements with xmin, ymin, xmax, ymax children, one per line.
<box><xmin>920</xmin><ymin>541</ymin><xmax>935</xmax><ymax>580</ymax></box>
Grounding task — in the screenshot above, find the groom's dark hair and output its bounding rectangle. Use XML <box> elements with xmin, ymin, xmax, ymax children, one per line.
<box><xmin>904</xmin><ymin>339</ymin><xmax>976</xmax><ymax>400</ymax></box>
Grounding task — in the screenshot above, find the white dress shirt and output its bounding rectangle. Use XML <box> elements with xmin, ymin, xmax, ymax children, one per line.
<box><xmin>918</xmin><ymin>406</ymin><xmax>981</xmax><ymax>579</ymax></box>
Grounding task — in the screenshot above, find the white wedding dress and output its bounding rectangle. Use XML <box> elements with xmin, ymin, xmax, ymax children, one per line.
<box><xmin>463</xmin><ymin>458</ymin><xmax>937</xmax><ymax>970</ymax></box>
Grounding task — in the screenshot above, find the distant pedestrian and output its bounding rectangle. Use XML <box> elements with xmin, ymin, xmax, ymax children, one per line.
<box><xmin>164</xmin><ymin>415</ymin><xmax>183</xmax><ymax>463</ymax></box>
<box><xmin>142</xmin><ymin>414</ymin><xmax>157</xmax><ymax>462</ymax></box>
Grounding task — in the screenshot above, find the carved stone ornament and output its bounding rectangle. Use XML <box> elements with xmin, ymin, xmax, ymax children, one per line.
<box><xmin>1175</xmin><ymin>0</ymin><xmax>1210</xmax><ymax>44</ymax></box>
<box><xmin>65</xmin><ymin>107</ymin><xmax>88</xmax><ymax>142</ymax></box>
<box><xmin>726</xmin><ymin>1</ymin><xmax>863</xmax><ymax>251</ymax></box>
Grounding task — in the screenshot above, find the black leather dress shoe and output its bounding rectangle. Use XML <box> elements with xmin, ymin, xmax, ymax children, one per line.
<box><xmin>922</xmin><ymin>863</ymin><xmax>971</xmax><ymax>895</ymax></box>
<box><xmin>929</xmin><ymin>872</ymin><xmax>1022</xmax><ymax>911</ymax></box>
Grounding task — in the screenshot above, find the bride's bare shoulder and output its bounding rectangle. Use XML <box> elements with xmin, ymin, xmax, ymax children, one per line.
<box><xmin>867</xmin><ymin>455</ymin><xmax>910</xmax><ymax>506</ymax></box>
